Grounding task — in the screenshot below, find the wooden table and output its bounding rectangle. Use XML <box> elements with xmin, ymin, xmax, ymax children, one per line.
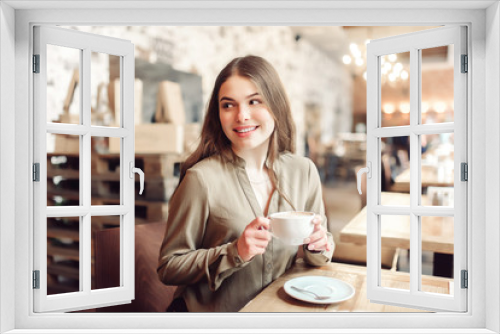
<box><xmin>340</xmin><ymin>192</ymin><xmax>454</xmax><ymax>254</ymax></box>
<box><xmin>339</xmin><ymin>192</ymin><xmax>454</xmax><ymax>277</ymax></box>
<box><xmin>240</xmin><ymin>260</ymin><xmax>451</xmax><ymax>313</ymax></box>
<box><xmin>392</xmin><ymin>164</ymin><xmax>454</xmax><ymax>193</ymax></box>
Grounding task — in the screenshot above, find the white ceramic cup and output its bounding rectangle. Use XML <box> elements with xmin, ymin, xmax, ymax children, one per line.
<box><xmin>268</xmin><ymin>211</ymin><xmax>315</xmax><ymax>245</ymax></box>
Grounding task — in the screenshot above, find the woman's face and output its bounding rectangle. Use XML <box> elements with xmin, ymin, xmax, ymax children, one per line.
<box><xmin>218</xmin><ymin>75</ymin><xmax>275</xmax><ymax>154</ymax></box>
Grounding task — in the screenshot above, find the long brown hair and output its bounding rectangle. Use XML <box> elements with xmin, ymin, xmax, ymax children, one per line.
<box><xmin>179</xmin><ymin>55</ymin><xmax>296</xmax><ymax>206</ymax></box>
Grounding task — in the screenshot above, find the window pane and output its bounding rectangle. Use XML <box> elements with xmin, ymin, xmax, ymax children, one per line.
<box><xmin>380</xmin><ymin>52</ymin><xmax>410</xmax><ymax>127</ymax></box>
<box><xmin>91</xmin><ymin>52</ymin><xmax>120</xmax><ymax>127</ymax></box>
<box><xmin>420</xmin><ymin>216</ymin><xmax>454</xmax><ymax>295</ymax></box>
<box><xmin>47</xmin><ymin>217</ymin><xmax>80</xmax><ymax>295</ymax></box>
<box><xmin>380</xmin><ymin>215</ymin><xmax>410</xmax><ymax>291</ymax></box>
<box><xmin>92</xmin><ymin>216</ymin><xmax>121</xmax><ymax>290</ymax></box>
<box><xmin>47</xmin><ymin>44</ymin><xmax>80</xmax><ymax>124</ymax></box>
<box><xmin>421</xmin><ymin>133</ymin><xmax>454</xmax><ymax>206</ymax></box>
<box><xmin>421</xmin><ymin>45</ymin><xmax>454</xmax><ymax>124</ymax></box>
<box><xmin>47</xmin><ymin>134</ymin><xmax>80</xmax><ymax>206</ymax></box>
<box><xmin>381</xmin><ymin>136</ymin><xmax>410</xmax><ymax>203</ymax></box>
<box><xmin>91</xmin><ymin>137</ymin><xmax>121</xmax><ymax>206</ymax></box>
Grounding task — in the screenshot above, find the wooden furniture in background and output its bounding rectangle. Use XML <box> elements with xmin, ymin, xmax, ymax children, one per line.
<box><xmin>391</xmin><ymin>162</ymin><xmax>454</xmax><ymax>193</ymax></box>
<box><xmin>155</xmin><ymin>80</ymin><xmax>185</xmax><ymax>124</ymax></box>
<box><xmin>240</xmin><ymin>259</ymin><xmax>451</xmax><ymax>312</ymax></box>
<box><xmin>339</xmin><ymin>192</ymin><xmax>454</xmax><ymax>255</ymax></box>
<box><xmin>46</xmin><ymin>152</ymin><xmax>178</xmax><ymax>293</ymax></box>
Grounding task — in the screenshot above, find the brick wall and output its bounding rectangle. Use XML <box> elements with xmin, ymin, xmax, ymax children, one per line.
<box><xmin>61</xmin><ymin>26</ymin><xmax>352</xmax><ymax>154</ymax></box>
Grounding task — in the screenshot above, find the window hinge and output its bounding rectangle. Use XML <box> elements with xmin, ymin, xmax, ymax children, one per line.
<box><xmin>33</xmin><ymin>54</ymin><xmax>40</xmax><ymax>73</ymax></box>
<box><xmin>461</xmin><ymin>162</ymin><xmax>468</xmax><ymax>181</ymax></box>
<box><xmin>33</xmin><ymin>270</ymin><xmax>40</xmax><ymax>289</ymax></box>
<box><xmin>461</xmin><ymin>270</ymin><xmax>468</xmax><ymax>289</ymax></box>
<box><xmin>461</xmin><ymin>54</ymin><xmax>468</xmax><ymax>73</ymax></box>
<box><xmin>33</xmin><ymin>163</ymin><xmax>40</xmax><ymax>182</ymax></box>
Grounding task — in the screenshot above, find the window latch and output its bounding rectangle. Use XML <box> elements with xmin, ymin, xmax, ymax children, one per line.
<box><xmin>356</xmin><ymin>162</ymin><xmax>372</xmax><ymax>195</ymax></box>
<box><xmin>129</xmin><ymin>161</ymin><xmax>145</xmax><ymax>195</ymax></box>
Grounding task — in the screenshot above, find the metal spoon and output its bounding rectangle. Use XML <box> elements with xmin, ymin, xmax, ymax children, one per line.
<box><xmin>290</xmin><ymin>285</ymin><xmax>331</xmax><ymax>300</ymax></box>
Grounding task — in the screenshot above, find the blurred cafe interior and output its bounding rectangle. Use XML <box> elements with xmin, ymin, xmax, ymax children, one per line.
<box><xmin>46</xmin><ymin>26</ymin><xmax>456</xmax><ymax>312</ymax></box>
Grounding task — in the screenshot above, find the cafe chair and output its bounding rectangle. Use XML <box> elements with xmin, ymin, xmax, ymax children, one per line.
<box><xmin>93</xmin><ymin>221</ymin><xmax>177</xmax><ymax>312</ymax></box>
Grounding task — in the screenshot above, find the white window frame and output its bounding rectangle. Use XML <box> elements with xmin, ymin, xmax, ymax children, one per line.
<box><xmin>366</xmin><ymin>26</ymin><xmax>467</xmax><ymax>312</ymax></box>
<box><xmin>33</xmin><ymin>25</ymin><xmax>136</xmax><ymax>313</ymax></box>
<box><xmin>1</xmin><ymin>2</ymin><xmax>498</xmax><ymax>333</ymax></box>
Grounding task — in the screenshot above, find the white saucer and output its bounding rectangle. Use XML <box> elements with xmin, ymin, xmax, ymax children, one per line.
<box><xmin>283</xmin><ymin>275</ymin><xmax>355</xmax><ymax>305</ymax></box>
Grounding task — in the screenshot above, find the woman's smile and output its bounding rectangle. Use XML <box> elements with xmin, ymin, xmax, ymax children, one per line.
<box><xmin>233</xmin><ymin>125</ymin><xmax>260</xmax><ymax>137</ymax></box>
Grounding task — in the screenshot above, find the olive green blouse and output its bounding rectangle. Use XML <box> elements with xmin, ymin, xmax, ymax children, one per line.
<box><xmin>157</xmin><ymin>152</ymin><xmax>334</xmax><ymax>312</ymax></box>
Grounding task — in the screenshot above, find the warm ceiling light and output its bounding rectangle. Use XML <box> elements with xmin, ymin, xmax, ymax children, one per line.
<box><xmin>388</xmin><ymin>54</ymin><xmax>398</xmax><ymax>62</ymax></box>
<box><xmin>422</xmin><ymin>102</ymin><xmax>430</xmax><ymax>113</ymax></box>
<box><xmin>388</xmin><ymin>73</ymin><xmax>396</xmax><ymax>82</ymax></box>
<box><xmin>383</xmin><ymin>103</ymin><xmax>395</xmax><ymax>114</ymax></box>
<box><xmin>349</xmin><ymin>43</ymin><xmax>361</xmax><ymax>58</ymax></box>
<box><xmin>400</xmin><ymin>102</ymin><xmax>411</xmax><ymax>114</ymax></box>
<box><xmin>394</xmin><ymin>62</ymin><xmax>403</xmax><ymax>74</ymax></box>
<box><xmin>363</xmin><ymin>71</ymin><xmax>367</xmax><ymax>80</ymax></box>
<box><xmin>343</xmin><ymin>55</ymin><xmax>352</xmax><ymax>65</ymax></box>
<box><xmin>401</xmin><ymin>70</ymin><xmax>409</xmax><ymax>80</ymax></box>
<box><xmin>355</xmin><ymin>58</ymin><xmax>364</xmax><ymax>66</ymax></box>
<box><xmin>434</xmin><ymin>102</ymin><xmax>447</xmax><ymax>113</ymax></box>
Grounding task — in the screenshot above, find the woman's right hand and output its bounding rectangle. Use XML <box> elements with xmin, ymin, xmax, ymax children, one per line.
<box><xmin>236</xmin><ymin>217</ymin><xmax>271</xmax><ymax>262</ymax></box>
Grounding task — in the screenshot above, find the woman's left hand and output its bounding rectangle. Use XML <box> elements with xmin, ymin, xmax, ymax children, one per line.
<box><xmin>304</xmin><ymin>215</ymin><xmax>332</xmax><ymax>252</ymax></box>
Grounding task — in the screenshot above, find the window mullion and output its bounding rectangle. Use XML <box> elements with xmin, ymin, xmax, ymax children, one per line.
<box><xmin>89</xmin><ymin>126</ymin><xmax>130</xmax><ymax>138</ymax></box>
<box><xmin>81</xmin><ymin>48</ymin><xmax>92</xmax><ymax>294</ymax></box>
<box><xmin>46</xmin><ymin>206</ymin><xmax>90</xmax><ymax>217</ymax></box>
<box><xmin>365</xmin><ymin>48</ymin><xmax>380</xmax><ymax>298</ymax></box>
<box><xmin>373</xmin><ymin>205</ymin><xmax>411</xmax><ymax>215</ymax></box>
<box><xmin>46</xmin><ymin>123</ymin><xmax>88</xmax><ymax>135</ymax></box>
<box><xmin>372</xmin><ymin>126</ymin><xmax>411</xmax><ymax>138</ymax></box>
<box><xmin>409</xmin><ymin>47</ymin><xmax>420</xmax><ymax>294</ymax></box>
<box><xmin>412</xmin><ymin>123</ymin><xmax>454</xmax><ymax>135</ymax></box>
<box><xmin>121</xmin><ymin>52</ymin><xmax>135</xmax><ymax>292</ymax></box>
<box><xmin>45</xmin><ymin>123</ymin><xmax>130</xmax><ymax>137</ymax></box>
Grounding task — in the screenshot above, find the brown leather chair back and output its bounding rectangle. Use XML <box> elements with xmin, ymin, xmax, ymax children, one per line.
<box><xmin>93</xmin><ymin>222</ymin><xmax>176</xmax><ymax>312</ymax></box>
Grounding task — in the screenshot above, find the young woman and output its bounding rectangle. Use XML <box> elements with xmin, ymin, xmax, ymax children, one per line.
<box><xmin>157</xmin><ymin>55</ymin><xmax>334</xmax><ymax>312</ymax></box>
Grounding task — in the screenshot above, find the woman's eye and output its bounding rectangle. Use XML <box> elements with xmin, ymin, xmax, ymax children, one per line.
<box><xmin>221</xmin><ymin>103</ymin><xmax>234</xmax><ymax>109</ymax></box>
<box><xmin>249</xmin><ymin>99</ymin><xmax>261</xmax><ymax>106</ymax></box>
